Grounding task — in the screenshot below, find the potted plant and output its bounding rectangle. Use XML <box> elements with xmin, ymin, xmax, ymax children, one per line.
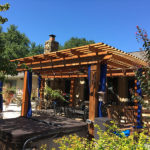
<box><xmin>44</xmin><ymin>86</ymin><xmax>69</xmax><ymax>109</ymax></box>
<box><xmin>3</xmin><ymin>87</ymin><xmax>16</xmax><ymax>105</ymax></box>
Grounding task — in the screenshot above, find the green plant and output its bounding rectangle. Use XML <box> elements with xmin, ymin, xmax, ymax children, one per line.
<box><xmin>40</xmin><ymin>144</ymin><xmax>47</xmax><ymax>150</ymax></box>
<box><xmin>50</xmin><ymin>121</ymin><xmax>150</xmax><ymax>150</ymax></box>
<box><xmin>44</xmin><ymin>86</ymin><xmax>68</xmax><ymax>102</ymax></box>
<box><xmin>135</xmin><ymin>26</ymin><xmax>150</xmax><ymax>108</ymax></box>
<box><xmin>2</xmin><ymin>86</ymin><xmax>16</xmax><ymax>104</ymax></box>
<box><xmin>3</xmin><ymin>86</ymin><xmax>16</xmax><ymax>95</ymax></box>
<box><xmin>0</xmin><ymin>3</ymin><xmax>10</xmax><ymax>24</ymax></box>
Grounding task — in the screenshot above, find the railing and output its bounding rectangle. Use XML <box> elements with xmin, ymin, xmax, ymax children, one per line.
<box><xmin>107</xmin><ymin>105</ymin><xmax>150</xmax><ymax>132</ymax></box>
<box><xmin>107</xmin><ymin>105</ymin><xmax>136</xmax><ymax>125</ymax></box>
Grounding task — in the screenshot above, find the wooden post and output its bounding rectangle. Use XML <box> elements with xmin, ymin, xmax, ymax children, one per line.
<box><xmin>21</xmin><ymin>71</ymin><xmax>28</xmax><ymax>116</ymax></box>
<box><xmin>70</xmin><ymin>78</ymin><xmax>75</xmax><ymax>106</ymax></box>
<box><xmin>88</xmin><ymin>63</ymin><xmax>101</xmax><ymax>137</ymax></box>
<box><xmin>39</xmin><ymin>78</ymin><xmax>45</xmax><ymax>109</ymax></box>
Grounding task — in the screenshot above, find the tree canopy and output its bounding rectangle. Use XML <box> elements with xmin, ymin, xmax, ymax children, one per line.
<box><xmin>0</xmin><ymin>24</ymin><xmax>44</xmax><ymax>80</ymax></box>
<box><xmin>3</xmin><ymin>25</ymin><xmax>30</xmax><ymax>60</ymax></box>
<box><xmin>28</xmin><ymin>42</ymin><xmax>44</xmax><ymax>56</ymax></box>
<box><xmin>59</xmin><ymin>37</ymin><xmax>95</xmax><ymax>50</ymax></box>
<box><xmin>1</xmin><ymin>25</ymin><xmax>44</xmax><ymax>59</ymax></box>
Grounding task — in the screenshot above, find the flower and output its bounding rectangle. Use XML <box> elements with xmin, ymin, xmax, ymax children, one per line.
<box><xmin>144</xmin><ymin>34</ymin><xmax>147</xmax><ymax>37</ymax></box>
<box><xmin>136</xmin><ymin>25</ymin><xmax>139</xmax><ymax>29</ymax></box>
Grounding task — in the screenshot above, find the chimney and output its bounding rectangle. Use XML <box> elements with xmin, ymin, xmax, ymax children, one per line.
<box><xmin>44</xmin><ymin>34</ymin><xmax>59</xmax><ymax>54</ymax></box>
<box><xmin>49</xmin><ymin>34</ymin><xmax>56</xmax><ymax>41</ymax></box>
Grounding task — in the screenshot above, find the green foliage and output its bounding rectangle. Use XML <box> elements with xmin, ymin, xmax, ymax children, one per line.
<box><xmin>3</xmin><ymin>86</ymin><xmax>16</xmax><ymax>95</ymax></box>
<box><xmin>45</xmin><ymin>86</ymin><xmax>67</xmax><ymax>102</ymax></box>
<box><xmin>40</xmin><ymin>144</ymin><xmax>47</xmax><ymax>150</ymax></box>
<box><xmin>135</xmin><ymin>26</ymin><xmax>150</xmax><ymax>107</ymax></box>
<box><xmin>136</xmin><ymin>26</ymin><xmax>150</xmax><ymax>61</ymax></box>
<box><xmin>0</xmin><ymin>3</ymin><xmax>10</xmax><ymax>24</ymax></box>
<box><xmin>28</xmin><ymin>42</ymin><xmax>44</xmax><ymax>56</ymax></box>
<box><xmin>0</xmin><ymin>25</ymin><xmax>44</xmax><ymax>59</ymax></box>
<box><xmin>0</xmin><ymin>24</ymin><xmax>43</xmax><ymax>80</ymax></box>
<box><xmin>3</xmin><ymin>25</ymin><xmax>30</xmax><ymax>60</ymax></box>
<box><xmin>51</xmin><ymin>122</ymin><xmax>150</xmax><ymax>150</ymax></box>
<box><xmin>59</xmin><ymin>37</ymin><xmax>95</xmax><ymax>50</ymax></box>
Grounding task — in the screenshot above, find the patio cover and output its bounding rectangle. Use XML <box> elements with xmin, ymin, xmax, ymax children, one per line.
<box><xmin>11</xmin><ymin>42</ymin><xmax>148</xmax><ymax>77</ymax></box>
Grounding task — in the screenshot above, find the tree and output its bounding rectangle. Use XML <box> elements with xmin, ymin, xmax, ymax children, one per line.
<box><xmin>0</xmin><ymin>27</ymin><xmax>18</xmax><ymax>80</ymax></box>
<box><xmin>0</xmin><ymin>3</ymin><xmax>10</xmax><ymax>24</ymax></box>
<box><xmin>3</xmin><ymin>25</ymin><xmax>30</xmax><ymax>60</ymax></box>
<box><xmin>59</xmin><ymin>37</ymin><xmax>95</xmax><ymax>50</ymax></box>
<box><xmin>135</xmin><ymin>26</ymin><xmax>150</xmax><ymax>107</ymax></box>
<box><xmin>28</xmin><ymin>42</ymin><xmax>44</xmax><ymax>56</ymax></box>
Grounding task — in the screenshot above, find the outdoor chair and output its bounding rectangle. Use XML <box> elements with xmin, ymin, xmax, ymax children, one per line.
<box><xmin>107</xmin><ymin>105</ymin><xmax>135</xmax><ymax>134</ymax></box>
<box><xmin>67</xmin><ymin>101</ymin><xmax>89</xmax><ymax>121</ymax></box>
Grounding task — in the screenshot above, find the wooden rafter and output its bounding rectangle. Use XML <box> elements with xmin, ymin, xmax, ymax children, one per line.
<box><xmin>11</xmin><ymin>42</ymin><xmax>148</xmax><ymax>77</ymax></box>
<box><xmin>17</xmin><ymin>54</ymin><xmax>112</xmax><ymax>72</ymax></box>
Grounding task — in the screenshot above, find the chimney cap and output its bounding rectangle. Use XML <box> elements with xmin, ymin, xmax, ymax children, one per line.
<box><xmin>49</xmin><ymin>34</ymin><xmax>56</xmax><ymax>38</ymax></box>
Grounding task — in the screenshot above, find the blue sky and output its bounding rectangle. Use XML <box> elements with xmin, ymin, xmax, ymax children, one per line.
<box><xmin>1</xmin><ymin>0</ymin><xmax>150</xmax><ymax>52</ymax></box>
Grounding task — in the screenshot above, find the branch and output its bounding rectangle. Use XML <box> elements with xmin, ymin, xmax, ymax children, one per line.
<box><xmin>0</xmin><ymin>3</ymin><xmax>10</xmax><ymax>12</ymax></box>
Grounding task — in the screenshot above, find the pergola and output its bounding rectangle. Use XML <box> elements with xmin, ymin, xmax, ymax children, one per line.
<box><xmin>11</xmin><ymin>42</ymin><xmax>148</xmax><ymax>135</ymax></box>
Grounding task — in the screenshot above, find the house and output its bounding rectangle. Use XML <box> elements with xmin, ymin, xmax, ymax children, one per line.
<box><xmin>3</xmin><ymin>72</ymin><xmax>39</xmax><ymax>102</ymax></box>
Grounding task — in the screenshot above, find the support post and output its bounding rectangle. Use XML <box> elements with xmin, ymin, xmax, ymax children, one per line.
<box><xmin>70</xmin><ymin>78</ymin><xmax>75</xmax><ymax>106</ymax></box>
<box><xmin>88</xmin><ymin>63</ymin><xmax>101</xmax><ymax>137</ymax></box>
<box><xmin>21</xmin><ymin>71</ymin><xmax>28</xmax><ymax>116</ymax></box>
<box><xmin>39</xmin><ymin>78</ymin><xmax>45</xmax><ymax>109</ymax></box>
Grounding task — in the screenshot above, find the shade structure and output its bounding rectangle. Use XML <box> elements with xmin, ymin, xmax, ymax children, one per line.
<box><xmin>0</xmin><ymin>81</ymin><xmax>3</xmax><ymax>111</ymax></box>
<box><xmin>11</xmin><ymin>42</ymin><xmax>148</xmax><ymax>78</ymax></box>
<box><xmin>11</xmin><ymin>42</ymin><xmax>149</xmax><ymax>137</ymax></box>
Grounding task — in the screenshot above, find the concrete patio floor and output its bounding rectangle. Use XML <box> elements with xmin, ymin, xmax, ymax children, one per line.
<box><xmin>0</xmin><ymin>103</ymin><xmax>21</xmax><ymax>119</ymax></box>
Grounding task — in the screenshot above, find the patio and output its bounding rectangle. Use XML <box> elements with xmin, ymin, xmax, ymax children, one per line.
<box><xmin>0</xmin><ymin>41</ymin><xmax>149</xmax><ymax>149</ymax></box>
<box><xmin>10</xmin><ymin>42</ymin><xmax>149</xmax><ymax>135</ymax></box>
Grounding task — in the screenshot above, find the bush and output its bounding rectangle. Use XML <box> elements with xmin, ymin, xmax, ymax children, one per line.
<box><xmin>51</xmin><ymin>122</ymin><xmax>150</xmax><ymax>150</ymax></box>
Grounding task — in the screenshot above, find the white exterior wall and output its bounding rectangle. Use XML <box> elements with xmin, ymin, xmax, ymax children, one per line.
<box><xmin>3</xmin><ymin>74</ymin><xmax>38</xmax><ymax>99</ymax></box>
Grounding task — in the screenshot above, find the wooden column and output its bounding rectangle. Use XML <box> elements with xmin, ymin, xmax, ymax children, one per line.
<box><xmin>39</xmin><ymin>78</ymin><xmax>45</xmax><ymax>109</ymax></box>
<box><xmin>21</xmin><ymin>71</ymin><xmax>28</xmax><ymax>116</ymax></box>
<box><xmin>88</xmin><ymin>63</ymin><xmax>101</xmax><ymax>137</ymax></box>
<box><xmin>118</xmin><ymin>77</ymin><xmax>128</xmax><ymax>102</ymax></box>
<box><xmin>70</xmin><ymin>78</ymin><xmax>75</xmax><ymax>106</ymax></box>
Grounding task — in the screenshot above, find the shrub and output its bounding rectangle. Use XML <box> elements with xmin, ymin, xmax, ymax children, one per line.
<box><xmin>50</xmin><ymin>122</ymin><xmax>150</xmax><ymax>150</ymax></box>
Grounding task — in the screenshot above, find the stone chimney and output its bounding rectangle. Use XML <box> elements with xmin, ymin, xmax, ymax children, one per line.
<box><xmin>44</xmin><ymin>34</ymin><xmax>59</xmax><ymax>54</ymax></box>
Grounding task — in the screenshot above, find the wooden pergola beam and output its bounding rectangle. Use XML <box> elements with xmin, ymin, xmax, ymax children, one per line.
<box><xmin>35</xmin><ymin>65</ymin><xmax>88</xmax><ymax>74</ymax></box>
<box><xmin>41</xmin><ymin>72</ymin><xmax>135</xmax><ymax>78</ymax></box>
<box><xmin>107</xmin><ymin>72</ymin><xmax>135</xmax><ymax>77</ymax></box>
<box><xmin>11</xmin><ymin>42</ymin><xmax>148</xmax><ymax>67</ymax></box>
<box><xmin>42</xmin><ymin>74</ymin><xmax>88</xmax><ymax>78</ymax></box>
<box><xmin>11</xmin><ymin>42</ymin><xmax>148</xmax><ymax>78</ymax></box>
<box><xmin>56</xmin><ymin>52</ymin><xmax>70</xmax><ymax>58</ymax></box>
<box><xmin>17</xmin><ymin>51</ymin><xmax>109</xmax><ymax>67</ymax></box>
<box><xmin>17</xmin><ymin>54</ymin><xmax>112</xmax><ymax>72</ymax></box>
